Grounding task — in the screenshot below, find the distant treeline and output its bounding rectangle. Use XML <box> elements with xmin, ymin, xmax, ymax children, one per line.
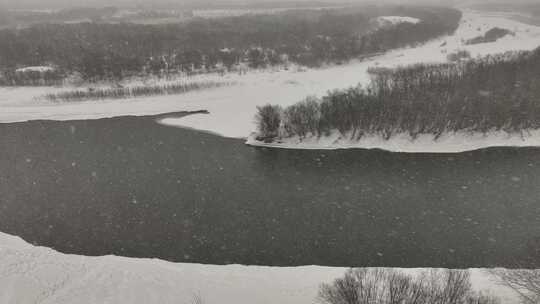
<box><xmin>3</xmin><ymin>6</ymin><xmax>192</xmax><ymax>27</ymax></box>
<box><xmin>255</xmin><ymin>47</ymin><xmax>540</xmax><ymax>142</ymax></box>
<box><xmin>44</xmin><ymin>81</ymin><xmax>232</xmax><ymax>102</ymax></box>
<box><xmin>0</xmin><ymin>5</ymin><xmax>461</xmax><ymax>85</ymax></box>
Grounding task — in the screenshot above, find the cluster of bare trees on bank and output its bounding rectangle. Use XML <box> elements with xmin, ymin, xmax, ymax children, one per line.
<box><xmin>319</xmin><ymin>268</ymin><xmax>540</xmax><ymax>304</ymax></box>
<box><xmin>318</xmin><ymin>269</ymin><xmax>500</xmax><ymax>304</ymax></box>
<box><xmin>256</xmin><ymin>48</ymin><xmax>540</xmax><ymax>142</ymax></box>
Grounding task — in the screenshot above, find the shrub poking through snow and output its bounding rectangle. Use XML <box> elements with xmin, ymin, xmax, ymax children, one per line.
<box><xmin>318</xmin><ymin>268</ymin><xmax>500</xmax><ymax>304</ymax></box>
<box><xmin>466</xmin><ymin>27</ymin><xmax>514</xmax><ymax>45</ymax></box>
<box><xmin>43</xmin><ymin>81</ymin><xmax>233</xmax><ymax>102</ymax></box>
<box><xmin>256</xmin><ymin>48</ymin><xmax>540</xmax><ymax>142</ymax></box>
<box><xmin>447</xmin><ymin>49</ymin><xmax>471</xmax><ymax>62</ymax></box>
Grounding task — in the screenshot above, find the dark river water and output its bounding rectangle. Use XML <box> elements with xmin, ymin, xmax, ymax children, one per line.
<box><xmin>1</xmin><ymin>112</ymin><xmax>540</xmax><ymax>268</ymax></box>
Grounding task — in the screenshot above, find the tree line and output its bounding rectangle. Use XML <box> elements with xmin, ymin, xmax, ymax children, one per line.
<box><xmin>255</xmin><ymin>47</ymin><xmax>540</xmax><ymax>142</ymax></box>
<box><xmin>43</xmin><ymin>80</ymin><xmax>232</xmax><ymax>102</ymax></box>
<box><xmin>0</xmin><ymin>5</ymin><xmax>461</xmax><ymax>85</ymax></box>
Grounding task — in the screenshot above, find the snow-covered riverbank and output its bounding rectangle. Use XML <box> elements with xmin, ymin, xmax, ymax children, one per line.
<box><xmin>0</xmin><ymin>232</ymin><xmax>522</xmax><ymax>304</ymax></box>
<box><xmin>246</xmin><ymin>130</ymin><xmax>540</xmax><ymax>153</ymax></box>
<box><xmin>170</xmin><ymin>9</ymin><xmax>540</xmax><ymax>142</ymax></box>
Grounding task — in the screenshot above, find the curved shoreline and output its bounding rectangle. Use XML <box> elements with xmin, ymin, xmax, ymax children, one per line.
<box><xmin>0</xmin><ymin>231</ymin><xmax>522</xmax><ymax>304</ymax></box>
<box><xmin>246</xmin><ymin>130</ymin><xmax>540</xmax><ymax>153</ymax></box>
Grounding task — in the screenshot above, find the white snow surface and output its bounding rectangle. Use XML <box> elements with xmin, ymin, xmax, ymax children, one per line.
<box><xmin>376</xmin><ymin>15</ymin><xmax>421</xmax><ymax>25</ymax></box>
<box><xmin>2</xmin><ymin>10</ymin><xmax>540</xmax><ymax>151</ymax></box>
<box><xmin>0</xmin><ymin>231</ymin><xmax>522</xmax><ymax>304</ymax></box>
<box><xmin>14</xmin><ymin>66</ymin><xmax>55</xmax><ymax>73</ymax></box>
<box><xmin>246</xmin><ymin>130</ymin><xmax>540</xmax><ymax>153</ymax></box>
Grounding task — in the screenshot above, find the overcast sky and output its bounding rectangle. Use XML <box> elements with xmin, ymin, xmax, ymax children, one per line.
<box><xmin>0</xmin><ymin>0</ymin><xmax>535</xmax><ymax>10</ymax></box>
<box><xmin>0</xmin><ymin>0</ymin><xmax>448</xmax><ymax>9</ymax></box>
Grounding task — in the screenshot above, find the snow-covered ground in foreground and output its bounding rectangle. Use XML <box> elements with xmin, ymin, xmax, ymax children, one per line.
<box><xmin>0</xmin><ymin>232</ymin><xmax>521</xmax><ymax>304</ymax></box>
<box><xmin>2</xmin><ymin>10</ymin><xmax>540</xmax><ymax>150</ymax></box>
<box><xmin>246</xmin><ymin>130</ymin><xmax>540</xmax><ymax>153</ymax></box>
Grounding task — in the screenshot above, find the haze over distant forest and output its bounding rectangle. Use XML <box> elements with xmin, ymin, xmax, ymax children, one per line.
<box><xmin>0</xmin><ymin>0</ymin><xmax>537</xmax><ymax>9</ymax></box>
<box><xmin>0</xmin><ymin>0</ymin><xmax>432</xmax><ymax>9</ymax></box>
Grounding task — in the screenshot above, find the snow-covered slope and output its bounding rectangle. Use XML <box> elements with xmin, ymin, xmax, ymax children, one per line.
<box><xmin>0</xmin><ymin>232</ymin><xmax>522</xmax><ymax>304</ymax></box>
<box><xmin>2</xmin><ymin>10</ymin><xmax>540</xmax><ymax>150</ymax></box>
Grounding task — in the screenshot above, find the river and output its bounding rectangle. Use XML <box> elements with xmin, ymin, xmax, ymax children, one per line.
<box><xmin>1</xmin><ymin>113</ymin><xmax>540</xmax><ymax>268</ymax></box>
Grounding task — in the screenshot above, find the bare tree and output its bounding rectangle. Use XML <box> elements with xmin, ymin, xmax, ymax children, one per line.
<box><xmin>489</xmin><ymin>269</ymin><xmax>540</xmax><ymax>304</ymax></box>
<box><xmin>255</xmin><ymin>104</ymin><xmax>282</xmax><ymax>140</ymax></box>
<box><xmin>417</xmin><ymin>269</ymin><xmax>472</xmax><ymax>304</ymax></box>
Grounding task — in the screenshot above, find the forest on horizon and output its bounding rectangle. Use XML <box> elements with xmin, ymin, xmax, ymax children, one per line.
<box><xmin>0</xmin><ymin>5</ymin><xmax>461</xmax><ymax>85</ymax></box>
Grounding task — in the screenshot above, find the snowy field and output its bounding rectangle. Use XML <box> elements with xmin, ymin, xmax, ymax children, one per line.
<box><xmin>2</xmin><ymin>10</ymin><xmax>540</xmax><ymax>151</ymax></box>
<box><xmin>0</xmin><ymin>232</ymin><xmax>521</xmax><ymax>304</ymax></box>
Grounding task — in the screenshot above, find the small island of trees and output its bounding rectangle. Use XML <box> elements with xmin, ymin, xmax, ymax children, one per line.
<box><xmin>255</xmin><ymin>47</ymin><xmax>540</xmax><ymax>143</ymax></box>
